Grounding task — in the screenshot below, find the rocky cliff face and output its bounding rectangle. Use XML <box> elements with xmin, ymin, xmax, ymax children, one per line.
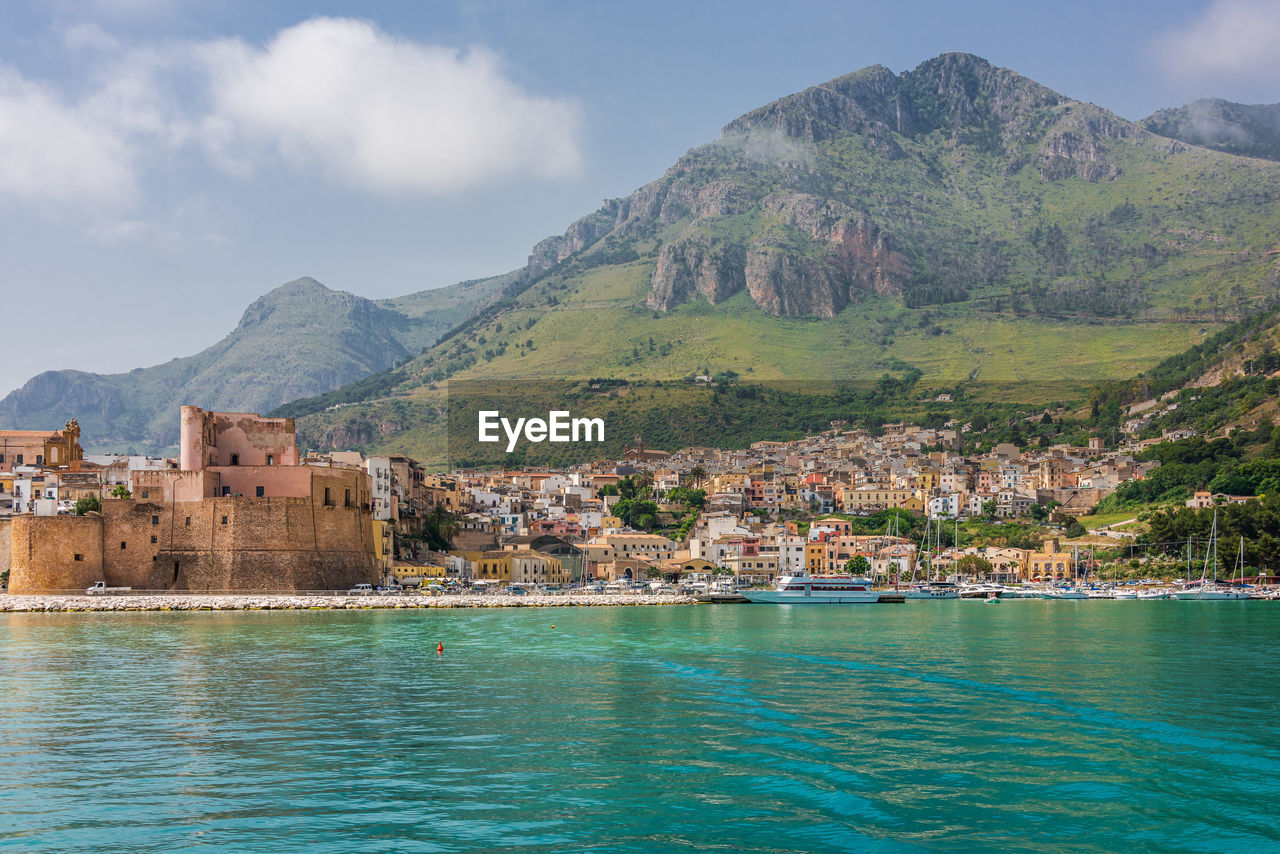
<box><xmin>518</xmin><ymin>52</ymin><xmax>1160</xmax><ymax>318</ymax></box>
<box><xmin>647</xmin><ymin>192</ymin><xmax>909</xmax><ymax>316</ymax></box>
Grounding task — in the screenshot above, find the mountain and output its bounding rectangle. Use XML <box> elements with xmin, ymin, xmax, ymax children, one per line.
<box><xmin>1143</xmin><ymin>99</ymin><xmax>1280</xmax><ymax>162</ymax></box>
<box><xmin>0</xmin><ymin>276</ymin><xmax>504</xmax><ymax>452</ymax></box>
<box><xmin>283</xmin><ymin>52</ymin><xmax>1280</xmax><ymax>464</ymax></box>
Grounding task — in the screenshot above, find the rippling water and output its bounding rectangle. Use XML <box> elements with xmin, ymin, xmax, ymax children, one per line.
<box><xmin>1</xmin><ymin>602</ymin><xmax>1278</xmax><ymax>852</ymax></box>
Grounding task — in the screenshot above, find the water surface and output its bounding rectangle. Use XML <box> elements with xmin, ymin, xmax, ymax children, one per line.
<box><xmin>1</xmin><ymin>601</ymin><xmax>1277</xmax><ymax>852</ymax></box>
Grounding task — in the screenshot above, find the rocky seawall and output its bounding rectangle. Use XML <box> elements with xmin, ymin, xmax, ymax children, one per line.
<box><xmin>0</xmin><ymin>593</ymin><xmax>697</xmax><ymax>612</ymax></box>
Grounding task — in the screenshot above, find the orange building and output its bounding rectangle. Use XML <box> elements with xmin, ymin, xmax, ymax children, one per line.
<box><xmin>0</xmin><ymin>420</ymin><xmax>83</xmax><ymax>473</ymax></box>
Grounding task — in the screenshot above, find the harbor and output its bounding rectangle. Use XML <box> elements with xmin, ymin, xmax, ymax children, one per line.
<box><xmin>2</xmin><ymin>602</ymin><xmax>1278</xmax><ymax>852</ymax></box>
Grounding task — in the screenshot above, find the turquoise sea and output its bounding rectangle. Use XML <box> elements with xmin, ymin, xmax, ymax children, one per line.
<box><xmin>1</xmin><ymin>601</ymin><xmax>1278</xmax><ymax>852</ymax></box>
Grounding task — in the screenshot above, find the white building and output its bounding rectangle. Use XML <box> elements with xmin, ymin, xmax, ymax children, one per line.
<box><xmin>364</xmin><ymin>456</ymin><xmax>393</xmax><ymax>521</ymax></box>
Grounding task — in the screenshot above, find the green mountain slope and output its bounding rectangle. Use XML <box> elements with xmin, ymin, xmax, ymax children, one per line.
<box><xmin>287</xmin><ymin>53</ymin><xmax>1280</xmax><ymax>462</ymax></box>
<box><xmin>1143</xmin><ymin>99</ymin><xmax>1280</xmax><ymax>162</ymax></box>
<box><xmin>0</xmin><ymin>276</ymin><xmax>504</xmax><ymax>452</ymax></box>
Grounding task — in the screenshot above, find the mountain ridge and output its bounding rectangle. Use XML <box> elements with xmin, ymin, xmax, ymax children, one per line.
<box><xmin>0</xmin><ymin>275</ymin><xmax>505</xmax><ymax>451</ymax></box>
<box><xmin>281</xmin><ymin>53</ymin><xmax>1280</xmax><ymax>461</ymax></box>
<box><xmin>9</xmin><ymin>53</ymin><xmax>1280</xmax><ymax>461</ymax></box>
<box><xmin>1143</xmin><ymin>98</ymin><xmax>1280</xmax><ymax>163</ymax></box>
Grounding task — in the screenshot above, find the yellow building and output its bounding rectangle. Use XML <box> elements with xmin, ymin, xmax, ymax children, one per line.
<box><xmin>841</xmin><ymin>488</ymin><xmax>917</xmax><ymax>512</ymax></box>
<box><xmin>725</xmin><ymin>552</ymin><xmax>778</xmax><ymax>586</ymax></box>
<box><xmin>1026</xmin><ymin>538</ymin><xmax>1077</xmax><ymax>580</ymax></box>
<box><xmin>508</xmin><ymin>549</ymin><xmax>569</xmax><ymax>586</ymax></box>
<box><xmin>372</xmin><ymin>520</ymin><xmax>393</xmax><ymax>578</ymax></box>
<box><xmin>805</xmin><ymin>542</ymin><xmax>825</xmax><ymax>573</ymax></box>
<box><xmin>588</xmin><ymin>533</ymin><xmax>677</xmax><ymax>561</ymax></box>
<box><xmin>393</xmin><ymin>561</ymin><xmax>447</xmax><ymax>585</ymax></box>
<box><xmin>475</xmin><ymin>549</ymin><xmax>512</xmax><ymax>583</ymax></box>
<box><xmin>472</xmin><ymin>549</ymin><xmax>568</xmax><ymax>586</ymax></box>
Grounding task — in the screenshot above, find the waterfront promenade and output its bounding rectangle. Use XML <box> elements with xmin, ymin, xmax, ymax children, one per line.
<box><xmin>0</xmin><ymin>591</ymin><xmax>696</xmax><ymax>611</ymax></box>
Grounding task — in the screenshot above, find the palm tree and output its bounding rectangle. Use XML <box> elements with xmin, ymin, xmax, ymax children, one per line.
<box><xmin>636</xmin><ymin>469</ymin><xmax>655</xmax><ymax>498</ymax></box>
<box><xmin>439</xmin><ymin>517</ymin><xmax>459</xmax><ymax>549</ymax></box>
<box><xmin>688</xmin><ymin>465</ymin><xmax>707</xmax><ymax>490</ymax></box>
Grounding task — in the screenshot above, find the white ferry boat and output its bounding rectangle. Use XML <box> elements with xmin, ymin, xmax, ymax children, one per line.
<box><xmin>741</xmin><ymin>570</ymin><xmax>879</xmax><ymax>604</ymax></box>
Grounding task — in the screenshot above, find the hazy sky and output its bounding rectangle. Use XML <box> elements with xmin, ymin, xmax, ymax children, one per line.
<box><xmin>2</xmin><ymin>0</ymin><xmax>1278</xmax><ymax>399</ymax></box>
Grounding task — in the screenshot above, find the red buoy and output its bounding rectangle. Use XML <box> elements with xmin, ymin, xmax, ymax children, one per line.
<box><xmin>437</xmin><ymin>642</ymin><xmax>444</xmax><ymax>655</ymax></box>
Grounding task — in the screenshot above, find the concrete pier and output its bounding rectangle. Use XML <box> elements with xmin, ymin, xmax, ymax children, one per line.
<box><xmin>0</xmin><ymin>593</ymin><xmax>697</xmax><ymax>612</ymax></box>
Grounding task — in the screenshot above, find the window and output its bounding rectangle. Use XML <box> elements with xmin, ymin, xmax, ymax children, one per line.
<box><xmin>185</xmin><ymin>517</ymin><xmax>191</xmax><ymax>526</ymax></box>
<box><xmin>344</xmin><ymin>489</ymin><xmax>351</xmax><ymax>508</ymax></box>
<box><xmin>0</xmin><ymin>454</ymin><xmax>4</xmax><ymax>462</ymax></box>
<box><xmin>256</xmin><ymin>486</ymin><xmax>264</xmax><ymax>498</ymax></box>
<box><xmin>150</xmin><ymin>535</ymin><xmax>157</xmax><ymax>544</ymax></box>
<box><xmin>230</xmin><ymin>454</ymin><xmax>239</xmax><ymax>466</ymax></box>
<box><xmin>120</xmin><ymin>542</ymin><xmax>127</xmax><ymax>550</ymax></box>
<box><xmin>15</xmin><ymin>455</ymin><xmax>22</xmax><ymax>465</ymax></box>
<box><xmin>73</xmin><ymin>553</ymin><xmax>83</xmax><ymax>561</ymax></box>
<box><xmin>222</xmin><ymin>486</ymin><xmax>231</xmax><ymax>497</ymax></box>
<box><xmin>221</xmin><ymin>516</ymin><xmax>228</xmax><ymax>525</ymax></box>
<box><xmin>324</xmin><ymin>487</ymin><xmax>332</xmax><ymax>506</ymax></box>
<box><xmin>35</xmin><ymin>455</ymin><xmax>42</xmax><ymax>465</ymax></box>
<box><xmin>151</xmin><ymin>515</ymin><xmax>159</xmax><ymax>525</ymax></box>
<box><xmin>141</xmin><ymin>490</ymin><xmax>149</xmax><ymax>499</ymax></box>
<box><xmin>266</xmin><ymin>454</ymin><xmax>274</xmax><ymax>466</ymax></box>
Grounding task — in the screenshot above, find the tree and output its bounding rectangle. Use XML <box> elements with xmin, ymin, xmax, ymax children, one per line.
<box><xmin>1064</xmin><ymin>519</ymin><xmax>1087</xmax><ymax>538</ymax></box>
<box><xmin>1029</xmin><ymin>503</ymin><xmax>1050</xmax><ymax>522</ymax></box>
<box><xmin>667</xmin><ymin>487</ymin><xmax>706</xmax><ymax>510</ymax></box>
<box><xmin>110</xmin><ymin>484</ymin><xmax>131</xmax><ymax>499</ymax></box>
<box><xmin>844</xmin><ymin>555</ymin><xmax>872</xmax><ymax>575</ymax></box>
<box><xmin>74</xmin><ymin>496</ymin><xmax>101</xmax><ymax>516</ymax></box>
<box><xmin>644</xmin><ymin>567</ymin><xmax>662</xmax><ymax>580</ymax></box>
<box><xmin>982</xmin><ymin>499</ymin><xmax>997</xmax><ymax>520</ymax></box>
<box><xmin>955</xmin><ymin>555</ymin><xmax>994</xmax><ymax>577</ymax></box>
<box><xmin>687</xmin><ymin>466</ymin><xmax>707</xmax><ymax>489</ymax></box>
<box><xmin>613</xmin><ymin>498</ymin><xmax>658</xmax><ymax>530</ymax></box>
<box><xmin>598</xmin><ymin>484</ymin><xmax>619</xmax><ymax>498</ymax></box>
<box><xmin>617</xmin><ymin>476</ymin><xmax>638</xmax><ymax>500</ymax></box>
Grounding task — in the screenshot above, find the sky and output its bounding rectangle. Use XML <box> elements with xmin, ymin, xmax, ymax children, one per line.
<box><xmin>2</xmin><ymin>0</ymin><xmax>1279</xmax><ymax>399</ymax></box>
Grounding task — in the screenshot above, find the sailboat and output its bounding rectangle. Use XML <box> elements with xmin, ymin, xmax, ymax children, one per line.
<box><xmin>1174</xmin><ymin>509</ymin><xmax>1250</xmax><ymax>600</ymax></box>
<box><xmin>905</xmin><ymin>516</ymin><xmax>958</xmax><ymax>599</ymax></box>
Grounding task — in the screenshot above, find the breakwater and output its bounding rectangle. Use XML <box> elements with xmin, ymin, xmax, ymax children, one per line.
<box><xmin>0</xmin><ymin>592</ymin><xmax>696</xmax><ymax>611</ymax></box>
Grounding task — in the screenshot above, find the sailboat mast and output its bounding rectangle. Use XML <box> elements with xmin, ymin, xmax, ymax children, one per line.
<box><xmin>1213</xmin><ymin>509</ymin><xmax>1219</xmax><ymax>584</ymax></box>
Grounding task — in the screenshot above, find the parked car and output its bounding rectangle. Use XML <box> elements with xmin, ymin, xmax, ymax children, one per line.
<box><xmin>85</xmin><ymin>581</ymin><xmax>131</xmax><ymax>595</ymax></box>
<box><xmin>348</xmin><ymin>583</ymin><xmax>374</xmax><ymax>595</ymax></box>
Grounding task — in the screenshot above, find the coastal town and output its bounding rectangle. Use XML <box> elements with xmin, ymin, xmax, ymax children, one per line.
<box><xmin>2</xmin><ymin>403</ymin><xmax>1267</xmax><ymax>601</ymax></box>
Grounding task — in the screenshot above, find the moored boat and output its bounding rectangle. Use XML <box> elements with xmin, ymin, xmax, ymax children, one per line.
<box><xmin>741</xmin><ymin>570</ymin><xmax>879</xmax><ymax>604</ymax></box>
<box><xmin>905</xmin><ymin>581</ymin><xmax>960</xmax><ymax>600</ymax></box>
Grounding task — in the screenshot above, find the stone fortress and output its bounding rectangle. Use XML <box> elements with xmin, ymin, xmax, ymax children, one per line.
<box><xmin>7</xmin><ymin>407</ymin><xmax>377</xmax><ymax>593</ymax></box>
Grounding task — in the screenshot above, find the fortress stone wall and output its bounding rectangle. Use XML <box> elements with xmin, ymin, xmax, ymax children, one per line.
<box><xmin>8</xmin><ymin>494</ymin><xmax>376</xmax><ymax>593</ymax></box>
<box><xmin>7</xmin><ymin>407</ymin><xmax>377</xmax><ymax>593</ymax></box>
<box><xmin>0</xmin><ymin>520</ymin><xmax>12</xmax><ymax>580</ymax></box>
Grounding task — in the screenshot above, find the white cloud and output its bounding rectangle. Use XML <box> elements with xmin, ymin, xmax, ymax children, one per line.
<box><xmin>0</xmin><ymin>64</ymin><xmax>135</xmax><ymax>208</ymax></box>
<box><xmin>194</xmin><ymin>18</ymin><xmax>582</xmax><ymax>194</ymax></box>
<box><xmin>1153</xmin><ymin>0</ymin><xmax>1280</xmax><ymax>81</ymax></box>
<box><xmin>0</xmin><ymin>16</ymin><xmax>583</xmax><ymax>215</ymax></box>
